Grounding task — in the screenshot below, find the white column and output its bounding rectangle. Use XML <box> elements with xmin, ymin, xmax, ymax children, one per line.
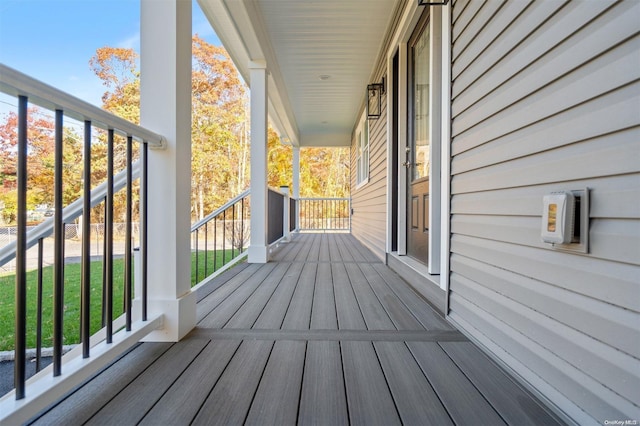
<box><xmin>139</xmin><ymin>0</ymin><xmax>195</xmax><ymax>341</ymax></box>
<box><xmin>292</xmin><ymin>146</ymin><xmax>300</xmax><ymax>230</ymax></box>
<box><xmin>248</xmin><ymin>61</ymin><xmax>269</xmax><ymax>263</ymax></box>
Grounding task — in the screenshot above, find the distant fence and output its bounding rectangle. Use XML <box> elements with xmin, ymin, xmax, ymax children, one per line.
<box><xmin>298</xmin><ymin>198</ymin><xmax>351</xmax><ymax>231</ymax></box>
<box><xmin>0</xmin><ymin>223</ymin><xmax>139</xmax><ymax>273</ymax></box>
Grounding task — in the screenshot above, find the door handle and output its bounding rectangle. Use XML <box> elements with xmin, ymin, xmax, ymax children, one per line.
<box><xmin>402</xmin><ymin>161</ymin><xmax>411</xmax><ymax>168</ymax></box>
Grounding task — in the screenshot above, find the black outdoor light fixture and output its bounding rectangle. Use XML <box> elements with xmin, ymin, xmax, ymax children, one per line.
<box><xmin>418</xmin><ymin>0</ymin><xmax>449</xmax><ymax>5</ymax></box>
<box><xmin>367</xmin><ymin>77</ymin><xmax>385</xmax><ymax>119</ymax></box>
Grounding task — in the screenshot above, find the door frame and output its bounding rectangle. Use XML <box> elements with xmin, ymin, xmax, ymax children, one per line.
<box><xmin>386</xmin><ymin>4</ymin><xmax>450</xmax><ymax>284</ymax></box>
<box><xmin>406</xmin><ymin>10</ymin><xmax>431</xmax><ymax>266</ymax></box>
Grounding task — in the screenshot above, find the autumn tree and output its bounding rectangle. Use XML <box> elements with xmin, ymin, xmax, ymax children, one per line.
<box><xmin>90</xmin><ymin>47</ymin><xmax>140</xmax><ymax>124</ymax></box>
<box><xmin>0</xmin><ymin>108</ymin><xmax>85</xmax><ymax>224</ymax></box>
<box><xmin>191</xmin><ymin>35</ymin><xmax>249</xmax><ymax>219</ymax></box>
<box><xmin>89</xmin><ymin>36</ymin><xmax>350</xmax><ymax>224</ymax></box>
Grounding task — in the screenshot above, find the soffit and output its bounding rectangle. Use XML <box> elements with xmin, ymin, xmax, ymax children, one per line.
<box><xmin>199</xmin><ymin>0</ymin><xmax>400</xmax><ymax>147</ymax></box>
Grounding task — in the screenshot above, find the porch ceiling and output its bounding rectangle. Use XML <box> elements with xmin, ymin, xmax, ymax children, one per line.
<box><xmin>198</xmin><ymin>0</ymin><xmax>401</xmax><ymax>147</ymax></box>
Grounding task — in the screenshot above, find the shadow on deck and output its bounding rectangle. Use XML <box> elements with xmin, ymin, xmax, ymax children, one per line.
<box><xmin>28</xmin><ymin>233</ymin><xmax>563</xmax><ymax>425</ymax></box>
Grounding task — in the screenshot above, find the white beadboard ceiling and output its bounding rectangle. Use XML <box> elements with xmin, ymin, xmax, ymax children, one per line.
<box><xmin>199</xmin><ymin>0</ymin><xmax>400</xmax><ymax>147</ymax></box>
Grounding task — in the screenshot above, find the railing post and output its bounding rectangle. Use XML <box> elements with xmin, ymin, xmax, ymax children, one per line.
<box><xmin>140</xmin><ymin>0</ymin><xmax>196</xmax><ymax>341</ymax></box>
<box><xmin>248</xmin><ymin>60</ymin><xmax>269</xmax><ymax>263</ymax></box>
<box><xmin>292</xmin><ymin>147</ymin><xmax>300</xmax><ymax>231</ymax></box>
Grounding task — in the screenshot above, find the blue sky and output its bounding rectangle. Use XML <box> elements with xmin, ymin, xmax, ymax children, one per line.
<box><xmin>0</xmin><ymin>0</ymin><xmax>221</xmax><ymax>107</ymax></box>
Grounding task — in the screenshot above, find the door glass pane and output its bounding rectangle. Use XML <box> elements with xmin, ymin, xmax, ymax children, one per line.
<box><xmin>413</xmin><ymin>22</ymin><xmax>430</xmax><ymax>181</ymax></box>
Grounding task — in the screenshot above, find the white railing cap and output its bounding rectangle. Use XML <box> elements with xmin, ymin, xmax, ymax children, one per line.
<box><xmin>0</xmin><ymin>63</ymin><xmax>166</xmax><ymax>149</ymax></box>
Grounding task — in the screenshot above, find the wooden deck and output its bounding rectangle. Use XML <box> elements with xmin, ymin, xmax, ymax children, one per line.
<box><xmin>30</xmin><ymin>233</ymin><xmax>563</xmax><ymax>425</ymax></box>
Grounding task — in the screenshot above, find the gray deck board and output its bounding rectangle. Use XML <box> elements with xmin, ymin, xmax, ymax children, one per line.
<box><xmin>196</xmin><ymin>262</ymin><xmax>263</xmax><ymax>323</ymax></box>
<box><xmin>374</xmin><ymin>341</ymin><xmax>454</xmax><ymax>425</ymax></box>
<box><xmin>281</xmin><ymin>262</ymin><xmax>317</xmax><ymax>329</ymax></box>
<box><xmin>253</xmin><ymin>261</ymin><xmax>304</xmax><ymax>329</ymax></box>
<box><xmin>224</xmin><ymin>262</ymin><xmax>289</xmax><ymax>328</ymax></box>
<box><xmin>198</xmin><ymin>262</ymin><xmax>277</xmax><ymax>328</ymax></box>
<box><xmin>360</xmin><ymin>263</ymin><xmax>426</xmax><ymax>330</ymax></box>
<box><xmin>318</xmin><ymin>233</ymin><xmax>331</xmax><ymax>261</ymax></box>
<box><xmin>335</xmin><ymin>234</ymin><xmax>356</xmax><ymax>262</ymax></box>
<box><xmin>407</xmin><ymin>341</ymin><xmax>507</xmax><ymax>425</ymax></box>
<box><xmin>192</xmin><ymin>340</ymin><xmax>274</xmax><ymax>425</ymax></box>
<box><xmin>307</xmin><ymin>233</ymin><xmax>321</xmax><ymax>261</ymax></box>
<box><xmin>293</xmin><ymin>233</ymin><xmax>315</xmax><ymax>262</ymax></box>
<box><xmin>195</xmin><ymin>261</ymin><xmax>251</xmax><ymax>302</ymax></box>
<box><xmin>271</xmin><ymin>236</ymin><xmax>298</xmax><ymax>261</ymax></box>
<box><xmin>372</xmin><ymin>263</ymin><xmax>453</xmax><ymax>330</ymax></box>
<box><xmin>244</xmin><ymin>340</ymin><xmax>306</xmax><ymax>425</ymax></box>
<box><xmin>138</xmin><ymin>339</ymin><xmax>241</xmax><ymax>425</ymax></box>
<box><xmin>30</xmin><ymin>233</ymin><xmax>563</xmax><ymax>426</ymax></box>
<box><xmin>310</xmin><ymin>261</ymin><xmax>338</xmax><ymax>329</ymax></box>
<box><xmin>341</xmin><ymin>341</ymin><xmax>402</xmax><ymax>426</ymax></box>
<box><xmin>84</xmin><ymin>338</ymin><xmax>209</xmax><ymax>425</ymax></box>
<box><xmin>345</xmin><ymin>262</ymin><xmax>396</xmax><ymax>330</ymax></box>
<box><xmin>298</xmin><ymin>341</ymin><xmax>349</xmax><ymax>425</ymax></box>
<box><xmin>333</xmin><ymin>262</ymin><xmax>367</xmax><ymax>329</ymax></box>
<box><xmin>328</xmin><ymin>233</ymin><xmax>342</xmax><ymax>262</ymax></box>
<box><xmin>29</xmin><ymin>343</ymin><xmax>172</xmax><ymax>426</ymax></box>
<box><xmin>440</xmin><ymin>341</ymin><xmax>562</xmax><ymax>425</ymax></box>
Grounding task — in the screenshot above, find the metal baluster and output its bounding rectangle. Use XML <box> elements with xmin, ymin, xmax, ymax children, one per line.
<box><xmin>232</xmin><ymin>203</ymin><xmax>236</xmax><ymax>259</ymax></box>
<box><xmin>125</xmin><ymin>136</ymin><xmax>133</xmax><ymax>331</ymax></box>
<box><xmin>35</xmin><ymin>238</ymin><xmax>43</xmax><ymax>372</ymax></box>
<box><xmin>241</xmin><ymin>197</ymin><xmax>245</xmax><ymax>252</ymax></box>
<box><xmin>195</xmin><ymin>228</ymin><xmax>199</xmax><ymax>283</ymax></box>
<box><xmin>222</xmin><ymin>209</ymin><xmax>226</xmax><ymax>264</ymax></box>
<box><xmin>204</xmin><ymin>223</ymin><xmax>208</xmax><ymax>279</ymax></box>
<box><xmin>102</xmin><ymin>199</ymin><xmax>107</xmax><ymax>328</ymax></box>
<box><xmin>106</xmin><ymin>130</ymin><xmax>114</xmax><ymax>340</ymax></box>
<box><xmin>14</xmin><ymin>96</ymin><xmax>28</xmax><ymax>400</ymax></box>
<box><xmin>213</xmin><ymin>216</ymin><xmax>217</xmax><ymax>272</ymax></box>
<box><xmin>53</xmin><ymin>110</ymin><xmax>64</xmax><ymax>376</ymax></box>
<box><xmin>81</xmin><ymin>121</ymin><xmax>91</xmax><ymax>358</ymax></box>
<box><xmin>141</xmin><ymin>143</ymin><xmax>148</xmax><ymax>321</ymax></box>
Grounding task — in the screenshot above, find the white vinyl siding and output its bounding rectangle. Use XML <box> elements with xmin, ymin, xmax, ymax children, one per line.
<box><xmin>351</xmin><ymin>88</ymin><xmax>388</xmax><ymax>261</ymax></box>
<box><xmin>448</xmin><ymin>0</ymin><xmax>640</xmax><ymax>424</ymax></box>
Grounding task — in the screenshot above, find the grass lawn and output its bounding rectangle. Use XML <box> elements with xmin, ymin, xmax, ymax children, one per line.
<box><xmin>0</xmin><ymin>259</ymin><xmax>128</xmax><ymax>353</ymax></box>
<box><xmin>191</xmin><ymin>248</ymin><xmax>244</xmax><ymax>285</ymax></box>
<box><xmin>0</xmin><ymin>248</ymin><xmax>244</xmax><ymax>352</ymax></box>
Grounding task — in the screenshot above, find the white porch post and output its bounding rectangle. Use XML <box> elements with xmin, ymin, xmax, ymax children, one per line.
<box><xmin>248</xmin><ymin>61</ymin><xmax>269</xmax><ymax>263</ymax></box>
<box><xmin>292</xmin><ymin>146</ymin><xmax>300</xmax><ymax>230</ymax></box>
<box><xmin>139</xmin><ymin>0</ymin><xmax>196</xmax><ymax>341</ymax></box>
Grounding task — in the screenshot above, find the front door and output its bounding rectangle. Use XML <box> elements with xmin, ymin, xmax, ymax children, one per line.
<box><xmin>407</xmin><ymin>14</ymin><xmax>430</xmax><ymax>264</ymax></box>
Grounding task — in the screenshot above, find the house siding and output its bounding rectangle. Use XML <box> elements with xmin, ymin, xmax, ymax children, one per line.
<box><xmin>448</xmin><ymin>0</ymin><xmax>640</xmax><ymax>424</ymax></box>
<box><xmin>351</xmin><ymin>92</ymin><xmax>388</xmax><ymax>262</ymax></box>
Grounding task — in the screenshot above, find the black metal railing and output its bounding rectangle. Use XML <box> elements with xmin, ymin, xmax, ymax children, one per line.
<box><xmin>0</xmin><ymin>64</ymin><xmax>164</xmax><ymax>402</ymax></box>
<box><xmin>190</xmin><ymin>190</ymin><xmax>250</xmax><ymax>286</ymax></box>
<box><xmin>298</xmin><ymin>197</ymin><xmax>351</xmax><ymax>231</ymax></box>
<box><xmin>290</xmin><ymin>197</ymin><xmax>297</xmax><ymax>232</ymax></box>
<box><xmin>268</xmin><ymin>188</ymin><xmax>285</xmax><ymax>244</ymax></box>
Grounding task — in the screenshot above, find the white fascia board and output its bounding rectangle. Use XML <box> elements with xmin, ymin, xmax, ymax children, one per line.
<box><xmin>198</xmin><ymin>0</ymin><xmax>300</xmax><ymax>145</ymax></box>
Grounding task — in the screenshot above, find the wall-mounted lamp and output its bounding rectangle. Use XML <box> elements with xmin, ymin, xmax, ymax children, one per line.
<box><xmin>367</xmin><ymin>77</ymin><xmax>385</xmax><ymax>119</ymax></box>
<box><xmin>418</xmin><ymin>0</ymin><xmax>449</xmax><ymax>5</ymax></box>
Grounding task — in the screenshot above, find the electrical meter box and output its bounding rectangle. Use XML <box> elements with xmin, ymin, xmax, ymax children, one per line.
<box><xmin>542</xmin><ymin>192</ymin><xmax>575</xmax><ymax>244</ymax></box>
